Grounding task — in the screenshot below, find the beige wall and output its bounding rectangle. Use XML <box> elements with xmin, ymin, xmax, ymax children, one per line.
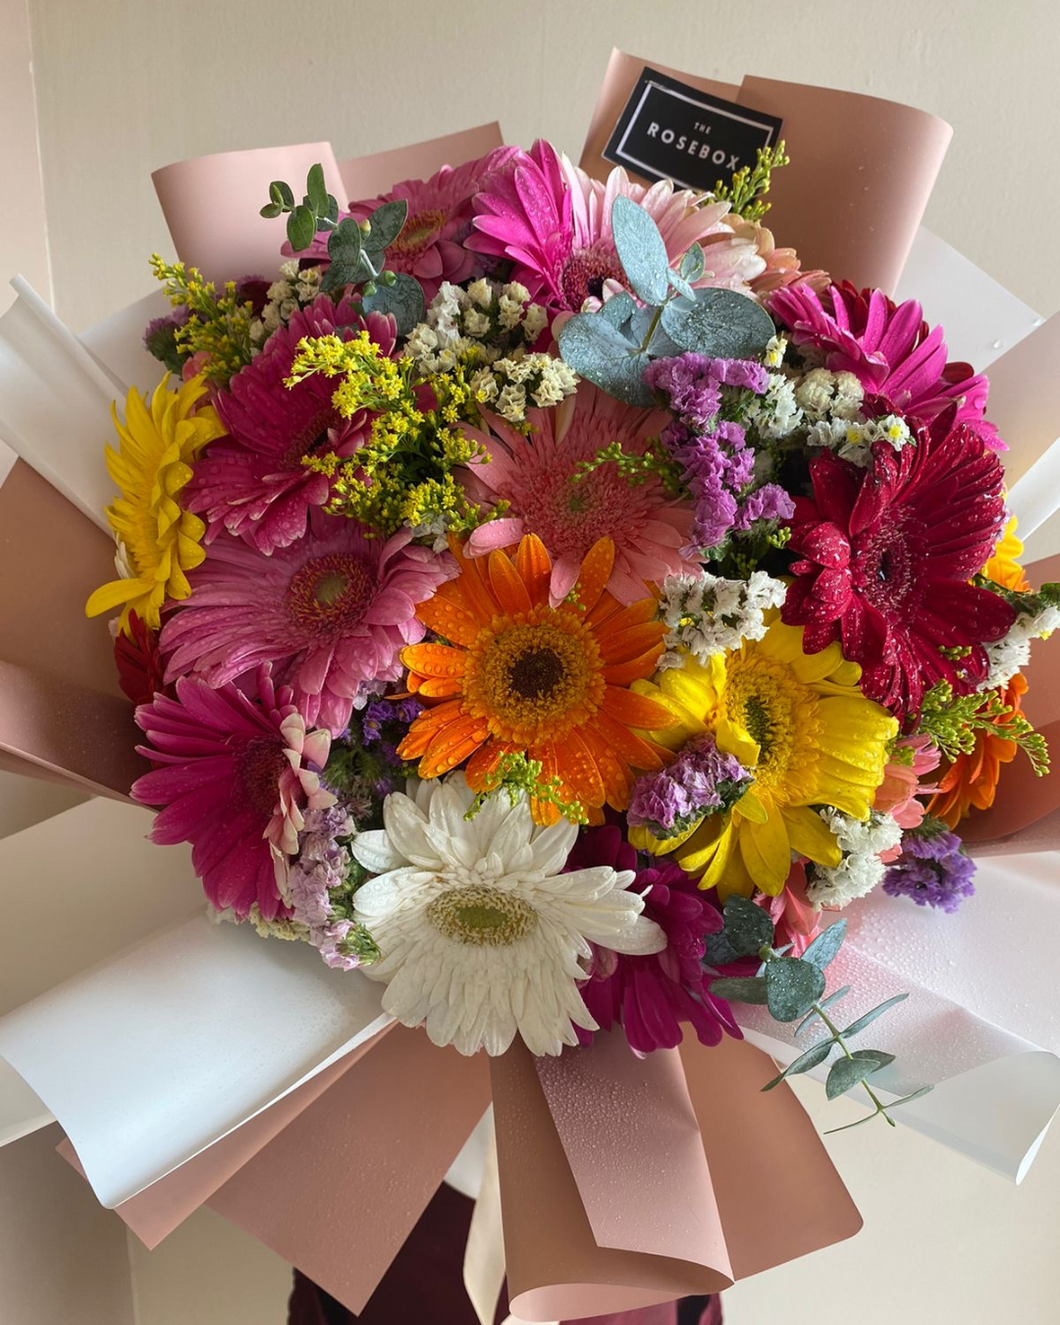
<box><xmin>18</xmin><ymin>0</ymin><xmax>1060</xmax><ymax>330</ymax></box>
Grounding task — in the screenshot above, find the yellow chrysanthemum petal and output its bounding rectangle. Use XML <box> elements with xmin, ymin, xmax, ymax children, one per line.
<box><xmin>86</xmin><ymin>374</ymin><xmax>224</xmax><ymax>635</ymax></box>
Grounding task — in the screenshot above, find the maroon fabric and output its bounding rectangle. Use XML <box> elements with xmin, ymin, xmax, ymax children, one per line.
<box><xmin>287</xmin><ymin>1184</ymin><xmax>722</xmax><ymax>1324</ymax></box>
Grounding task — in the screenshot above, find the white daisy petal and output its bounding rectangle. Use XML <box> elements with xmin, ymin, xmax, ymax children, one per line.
<box><xmin>350</xmin><ymin>830</ymin><xmax>403</xmax><ymax>874</ymax></box>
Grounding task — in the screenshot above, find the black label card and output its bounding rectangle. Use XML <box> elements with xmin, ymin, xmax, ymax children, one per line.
<box><xmin>603</xmin><ymin>66</ymin><xmax>782</xmax><ymax>193</ymax></box>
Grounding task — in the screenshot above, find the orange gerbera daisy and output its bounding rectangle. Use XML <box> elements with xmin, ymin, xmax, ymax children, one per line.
<box><xmin>928</xmin><ymin>672</ymin><xmax>1028</xmax><ymax>826</ymax></box>
<box><xmin>398</xmin><ymin>534</ymin><xmax>676</xmax><ymax>822</ymax></box>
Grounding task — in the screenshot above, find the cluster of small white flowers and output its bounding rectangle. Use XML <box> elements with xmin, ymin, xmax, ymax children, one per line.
<box><xmin>979</xmin><ymin>603</ymin><xmax>1060</xmax><ymax>692</ymax></box>
<box><xmin>793</xmin><ymin>367</ymin><xmax>864</xmax><ymax>422</ymax></box>
<box><xmin>470</xmin><ymin>354</ymin><xmax>578</xmax><ymax>423</ymax></box>
<box><xmin>806</xmin><ymin>809</ymin><xmax>904</xmax><ymax>909</ymax></box>
<box><xmin>657</xmin><ymin>570</ymin><xmax>788</xmax><ymax>668</ymax></box>
<box><xmin>805</xmin><ymin>412</ymin><xmax>913</xmax><ymax>467</ymax></box>
<box><xmin>249</xmin><ymin>261</ymin><xmax>324</xmax><ymax>349</ymax></box>
<box><xmin>404</xmin><ymin>279</ymin><xmax>550</xmax><ymax>376</ymax></box>
<box><xmin>407</xmin><ymin>512</ymin><xmax>452</xmax><ymax>553</ymax></box>
<box><xmin>744</xmin><ymin>372</ymin><xmax>803</xmax><ymax>440</ymax></box>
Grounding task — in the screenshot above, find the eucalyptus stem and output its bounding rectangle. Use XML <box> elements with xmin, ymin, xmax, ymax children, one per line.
<box><xmin>637</xmin><ymin>300</ymin><xmax>667</xmax><ymax>354</ymax></box>
<box><xmin>812</xmin><ymin>1002</ymin><xmax>896</xmax><ymax>1130</ymax></box>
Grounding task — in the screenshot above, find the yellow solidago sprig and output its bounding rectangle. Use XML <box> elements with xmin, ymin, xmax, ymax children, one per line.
<box><xmin>712</xmin><ymin>140</ymin><xmax>790</xmax><ymax>224</ymax></box>
<box><xmin>287</xmin><ymin>331</ymin><xmax>500</xmax><ymax>542</ymax></box>
<box><xmin>150</xmin><ymin>255</ymin><xmax>257</xmax><ymax>385</ymax></box>
<box><xmin>86</xmin><ymin>374</ymin><xmax>225</xmax><ymax>635</ymax></box>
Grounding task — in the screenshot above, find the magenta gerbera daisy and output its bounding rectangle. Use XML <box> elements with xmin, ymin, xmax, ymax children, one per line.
<box><xmin>133</xmin><ymin>666</ymin><xmax>335</xmax><ymax>920</ymax></box>
<box><xmin>469</xmin><ymin>140</ymin><xmax>764</xmax><ymax>313</ymax></box>
<box><xmin>161</xmin><ymin>508</ymin><xmax>456</xmax><ymax>734</ymax></box>
<box><xmin>567</xmin><ymin>825</ymin><xmax>740</xmax><ymax>1054</ymax></box>
<box><xmin>462</xmin><ymin>382</ymin><xmax>697</xmax><ymax>604</ymax></box>
<box><xmin>770</xmin><ymin>281</ymin><xmax>999</xmax><ymax>445</ymax></box>
<box><xmin>187</xmin><ymin>298</ymin><xmax>396</xmax><ymax>555</ymax></box>
<box><xmin>782</xmin><ymin>417</ymin><xmax>1016</xmax><ymax>714</ymax></box>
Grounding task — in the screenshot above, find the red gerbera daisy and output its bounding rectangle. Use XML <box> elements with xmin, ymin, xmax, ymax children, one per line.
<box><xmin>781</xmin><ymin>418</ymin><xmax>1015</xmax><ymax>714</ymax></box>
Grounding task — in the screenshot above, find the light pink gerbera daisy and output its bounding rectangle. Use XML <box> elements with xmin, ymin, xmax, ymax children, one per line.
<box><xmin>162</xmin><ymin>508</ymin><xmax>456</xmax><ymax>734</ymax></box>
<box><xmin>289</xmin><ymin>147</ymin><xmax>520</xmax><ymax>304</ymax></box>
<box><xmin>133</xmin><ymin>666</ymin><xmax>335</xmax><ymax>920</ymax></box>
<box><xmin>186</xmin><ymin>299</ymin><xmax>396</xmax><ymax>555</ymax></box>
<box><xmin>463</xmin><ymin>382</ymin><xmax>697</xmax><ymax>604</ymax></box>
<box><xmin>469</xmin><ymin>140</ymin><xmax>765</xmax><ymax>313</ymax></box>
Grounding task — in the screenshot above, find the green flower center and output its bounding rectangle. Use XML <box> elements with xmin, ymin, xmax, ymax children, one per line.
<box><xmin>426</xmin><ymin>885</ymin><xmax>537</xmax><ymax>947</ymax></box>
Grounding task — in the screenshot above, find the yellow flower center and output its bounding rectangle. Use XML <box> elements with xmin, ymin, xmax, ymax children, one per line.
<box><xmin>463</xmin><ymin>606</ymin><xmax>605</xmax><ymax>744</ymax></box>
<box><xmin>723</xmin><ymin>653</ymin><xmax>820</xmax><ymax>805</ymax></box>
<box><xmin>426</xmin><ymin>885</ymin><xmax>537</xmax><ymax>946</ymax></box>
<box><xmin>284</xmin><ymin>554</ymin><xmax>374</xmax><ymax>636</ymax></box>
<box><xmin>389</xmin><ymin>208</ymin><xmax>446</xmax><ymax>262</ymax></box>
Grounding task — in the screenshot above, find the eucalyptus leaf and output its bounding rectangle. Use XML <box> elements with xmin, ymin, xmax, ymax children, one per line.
<box><xmin>319</xmin><ymin>262</ymin><xmax>355</xmax><ymax>294</ymax></box>
<box><xmin>661</xmin><ymin>287</ymin><xmax>775</xmax><ymax>359</ymax></box>
<box><xmin>597</xmin><ymin>290</ymin><xmax>638</xmax><ymax>332</ymax></box>
<box><xmin>365</xmin><ymin>199</ymin><xmax>409</xmax><ymax>251</ymax></box>
<box><xmin>762</xmin><ymin>1037</ymin><xmax>835</xmax><ymax>1091</ymax></box>
<box><xmin>795</xmin><ymin>985</ymin><xmax>850</xmax><ymax>1035</ymax></box>
<box><xmin>629</xmin><ymin>306</ymin><xmax>682</xmax><ymax>358</ymax></box>
<box><xmin>286</xmin><ymin>204</ymin><xmax>317</xmax><ymax>253</ymax></box>
<box><xmin>701</xmin><ymin>931</ymin><xmax>740</xmax><ymax>969</ymax></box>
<box><xmin>826</xmin><ymin>1055</ymin><xmax>882</xmax><ymax>1100</ymax></box>
<box><xmin>680</xmin><ymin>243</ymin><xmax>705</xmax><ymax>282</ymax></box>
<box><xmin>611</xmin><ymin>195</ymin><xmax>671</xmax><ymax>305</ymax></box>
<box><xmin>306</xmin><ymin>163</ymin><xmax>329</xmax><ymax>217</ymax></box>
<box><xmin>666</xmin><ymin>269</ymin><xmax>696</xmax><ymax>301</ymax></box>
<box><xmin>851</xmin><ymin>1049</ymin><xmax>895</xmax><ymax>1071</ymax></box>
<box><xmin>328</xmin><ymin>216</ymin><xmax>364</xmax><ymax>267</ymax></box>
<box><xmin>765</xmin><ymin>957</ymin><xmax>826</xmax><ymax>1022</ymax></box>
<box><xmin>886</xmin><ymin>1085</ymin><xmax>933</xmax><ymax>1110</ymax></box>
<box><xmin>708</xmin><ymin>975</ymin><xmax>769</xmax><ymax>1005</ymax></box>
<box><xmin>721</xmin><ymin>894</ymin><xmax>775</xmax><ymax>958</ymax></box>
<box><xmin>557</xmin><ymin>311</ymin><xmax>653</xmax><ymax>406</ymax></box>
<box><xmin>362</xmin><ymin>272</ymin><xmax>426</xmax><ymax>337</ymax></box>
<box><xmin>802</xmin><ymin>919</ymin><xmax>847</xmax><ymax>971</ymax></box>
<box><xmin>259</xmin><ymin>202</ymin><xmax>283</xmax><ymax>220</ymax></box>
<box><xmin>841</xmin><ymin>993</ymin><xmax>909</xmax><ymax>1039</ymax></box>
<box><xmin>270</xmin><ymin>180</ymin><xmax>294</xmax><ymax>209</ymax></box>
<box><xmin>325</xmin><ymin>194</ymin><xmax>340</xmax><ymax>227</ymax></box>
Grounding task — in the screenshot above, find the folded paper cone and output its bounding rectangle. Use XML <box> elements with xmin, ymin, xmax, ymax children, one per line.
<box><xmin>153</xmin><ymin>143</ymin><xmax>346</xmax><ymax>286</ymax></box>
<box><xmin>580</xmin><ymin>52</ymin><xmax>951</xmax><ymax>294</ymax></box>
<box><xmin>338</xmin><ymin>122</ymin><xmax>504</xmax><ymax>201</ymax></box>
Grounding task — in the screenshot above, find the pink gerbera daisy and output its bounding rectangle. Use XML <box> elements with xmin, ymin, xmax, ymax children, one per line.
<box><xmin>187</xmin><ymin>299</ymin><xmax>396</xmax><ymax>555</ymax></box>
<box><xmin>462</xmin><ymin>382</ymin><xmax>697</xmax><ymax>604</ymax></box>
<box><xmin>289</xmin><ymin>148</ymin><xmax>520</xmax><ymax>304</ymax></box>
<box><xmin>133</xmin><ymin>666</ymin><xmax>335</xmax><ymax>920</ymax></box>
<box><xmin>162</xmin><ymin>508</ymin><xmax>456</xmax><ymax>734</ymax></box>
<box><xmin>469</xmin><ymin>140</ymin><xmax>765</xmax><ymax>313</ymax></box>
<box><xmin>770</xmin><ymin>281</ymin><xmax>999</xmax><ymax>445</ymax></box>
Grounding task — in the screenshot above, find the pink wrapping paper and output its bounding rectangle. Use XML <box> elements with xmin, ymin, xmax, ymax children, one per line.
<box><xmin>339</xmin><ymin>123</ymin><xmax>504</xmax><ymax>201</ymax></box>
<box><xmin>153</xmin><ymin>143</ymin><xmax>347</xmax><ymax>286</ymax></box>
<box><xmin>0</xmin><ymin>459</ymin><xmax>143</xmax><ymax>799</ymax></box>
<box><xmin>579</xmin><ymin>52</ymin><xmax>952</xmax><ymax>293</ymax></box>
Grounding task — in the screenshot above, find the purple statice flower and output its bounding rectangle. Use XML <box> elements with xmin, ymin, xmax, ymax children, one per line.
<box><xmin>628</xmin><ymin>735</ymin><xmax>751</xmax><ymax>837</ymax></box>
<box><xmin>644</xmin><ymin>352</ymin><xmax>784</xmax><ymax>554</ymax></box>
<box><xmin>882</xmin><ymin>824</ymin><xmax>977</xmax><ymax>914</ymax></box>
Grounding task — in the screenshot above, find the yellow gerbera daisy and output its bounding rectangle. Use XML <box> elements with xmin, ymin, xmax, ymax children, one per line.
<box><xmin>981</xmin><ymin>515</ymin><xmax>1029</xmax><ymax>592</ymax></box>
<box><xmin>628</xmin><ymin>616</ymin><xmax>898</xmax><ymax>899</ymax></box>
<box><xmin>86</xmin><ymin>375</ymin><xmax>224</xmax><ymax>636</ymax></box>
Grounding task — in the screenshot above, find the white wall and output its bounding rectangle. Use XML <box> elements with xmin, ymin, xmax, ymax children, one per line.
<box><xmin>19</xmin><ymin>0</ymin><xmax>1060</xmax><ymax>329</ymax></box>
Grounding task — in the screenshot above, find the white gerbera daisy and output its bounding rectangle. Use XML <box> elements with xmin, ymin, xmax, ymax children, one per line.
<box><xmin>351</xmin><ymin>773</ymin><xmax>665</xmax><ymax>1056</ymax></box>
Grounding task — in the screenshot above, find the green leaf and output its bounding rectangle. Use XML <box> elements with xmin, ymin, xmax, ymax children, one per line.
<box><xmin>666</xmin><ymin>269</ymin><xmax>696</xmax><ymax>301</ymax></box>
<box><xmin>320</xmin><ymin>263</ymin><xmax>355</xmax><ymax>295</ymax></box>
<box><xmin>886</xmin><ymin>1085</ymin><xmax>933</xmax><ymax>1110</ymax></box>
<box><xmin>802</xmin><ymin>919</ymin><xmax>847</xmax><ymax>971</ymax></box>
<box><xmin>611</xmin><ymin>195</ymin><xmax>671</xmax><ymax>305</ymax></box>
<box><xmin>325</xmin><ymin>194</ymin><xmax>340</xmax><ymax>227</ymax></box>
<box><xmin>327</xmin><ymin>216</ymin><xmax>364</xmax><ymax>268</ymax></box>
<box><xmin>362</xmin><ymin>272</ymin><xmax>426</xmax><ymax>336</ymax></box>
<box><xmin>762</xmin><ymin>1037</ymin><xmax>835</xmax><ymax>1090</ymax></box>
<box><xmin>270</xmin><ymin>180</ymin><xmax>295</xmax><ymax>209</ymax></box>
<box><xmin>708</xmin><ymin>976</ymin><xmax>769</xmax><ymax>1005</ymax></box>
<box><xmin>795</xmin><ymin>985</ymin><xmax>850</xmax><ymax>1035</ymax></box>
<box><xmin>364</xmin><ymin>199</ymin><xmax>408</xmax><ymax>251</ymax></box>
<box><xmin>306</xmin><ymin>163</ymin><xmax>329</xmax><ymax>218</ymax></box>
<box><xmin>851</xmin><ymin>1049</ymin><xmax>895</xmax><ymax>1071</ymax></box>
<box><xmin>597</xmin><ymin>290</ymin><xmax>637</xmax><ymax>332</ymax></box>
<box><xmin>286</xmin><ymin>204</ymin><xmax>317</xmax><ymax>253</ymax></box>
<box><xmin>660</xmin><ymin>287</ymin><xmax>775</xmax><ymax>359</ymax></box>
<box><xmin>259</xmin><ymin>202</ymin><xmax>283</xmax><ymax>220</ymax></box>
<box><xmin>765</xmin><ymin>957</ymin><xmax>826</xmax><ymax>1022</ymax></box>
<box><xmin>841</xmin><ymin>993</ymin><xmax>909</xmax><ymax>1039</ymax></box>
<box><xmin>557</xmin><ymin>311</ymin><xmax>653</xmax><ymax>406</ymax></box>
<box><xmin>826</xmin><ymin>1055</ymin><xmax>881</xmax><ymax>1100</ymax></box>
<box><xmin>629</xmin><ymin>306</ymin><xmax>683</xmax><ymax>358</ymax></box>
<box><xmin>680</xmin><ymin>243</ymin><xmax>705</xmax><ymax>282</ymax></box>
<box><xmin>701</xmin><ymin>931</ymin><xmax>740</xmax><ymax>969</ymax></box>
<box><xmin>824</xmin><ymin>1110</ymin><xmax>883</xmax><ymax>1135</ymax></box>
<box><xmin>722</xmin><ymin>894</ymin><xmax>775</xmax><ymax>958</ymax></box>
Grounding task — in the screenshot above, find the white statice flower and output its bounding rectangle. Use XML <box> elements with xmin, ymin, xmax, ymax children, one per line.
<box><xmin>496</xmin><ymin>382</ymin><xmax>528</xmax><ymax>423</ymax></box>
<box><xmin>658</xmin><ymin>570</ymin><xmax>787</xmax><ymax>667</ymax></box>
<box><xmin>521</xmin><ymin>302</ymin><xmax>548</xmax><ymax>342</ymax></box>
<box><xmin>863</xmin><ymin>413</ymin><xmax>913</xmax><ymax>452</ymax></box>
<box><xmin>503</xmin><ymin>280</ymin><xmax>531</xmax><ymax>305</ymax></box>
<box><xmin>831</xmin><ymin>371</ymin><xmax>864</xmax><ymax>419</ymax></box>
<box><xmin>763</xmin><ymin>334</ymin><xmax>788</xmax><ymax>368</ymax></box>
<box><xmin>497</xmin><ymin>294</ymin><xmax>525</xmax><ymax>331</ymax></box>
<box><xmin>745</xmin><ymin>372</ymin><xmax>802</xmax><ymax>440</ymax></box>
<box><xmin>462</xmin><ymin>308</ymin><xmax>491</xmax><ymax>338</ymax></box>
<box><xmin>431</xmin><ymin>281</ymin><xmax>466</xmax><ymax>340</ymax></box>
<box><xmin>806</xmin><ymin>809</ymin><xmax>904</xmax><ymax>909</ymax></box>
<box><xmin>979</xmin><ymin>603</ymin><xmax>1060</xmax><ymax>691</ymax></box>
<box><xmin>350</xmin><ymin>774</ymin><xmax>664</xmax><ymax>1056</ymax></box>
<box><xmin>794</xmin><ymin>367</ymin><xmax>838</xmax><ymax>419</ymax></box>
<box><xmin>266</xmin><ymin>276</ymin><xmax>294</xmax><ymax>304</ymax></box>
<box><xmin>467</xmin><ymin>277</ymin><xmax>493</xmax><ymax>309</ymax></box>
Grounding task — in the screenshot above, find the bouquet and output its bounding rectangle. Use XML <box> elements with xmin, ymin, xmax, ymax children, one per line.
<box><xmin>2</xmin><ymin>56</ymin><xmax>1060</xmax><ymax>1323</ymax></box>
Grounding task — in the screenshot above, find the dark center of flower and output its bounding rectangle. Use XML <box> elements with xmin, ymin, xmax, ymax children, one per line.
<box><xmin>388</xmin><ymin>208</ymin><xmax>446</xmax><ymax>265</ymax></box>
<box><xmin>284</xmin><ymin>553</ymin><xmax>375</xmax><ymax>636</ymax></box>
<box><xmin>426</xmin><ymin>885</ymin><xmax>537</xmax><ymax>947</ymax></box>
<box><xmin>743</xmin><ymin>695</ymin><xmax>775</xmax><ymax>760</ymax></box>
<box><xmin>856</xmin><ymin>521</ymin><xmax>922</xmax><ymax>612</ymax></box>
<box><xmin>560</xmin><ymin>242</ymin><xmax>626</xmax><ymax>309</ymax></box>
<box><xmin>236</xmin><ymin>737</ymin><xmax>288</xmax><ymax>816</ymax></box>
<box><xmin>508</xmin><ymin>646</ymin><xmax>567</xmax><ymax>700</ymax></box>
<box><xmin>281</xmin><ymin>402</ymin><xmax>340</xmax><ymax>469</ymax></box>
